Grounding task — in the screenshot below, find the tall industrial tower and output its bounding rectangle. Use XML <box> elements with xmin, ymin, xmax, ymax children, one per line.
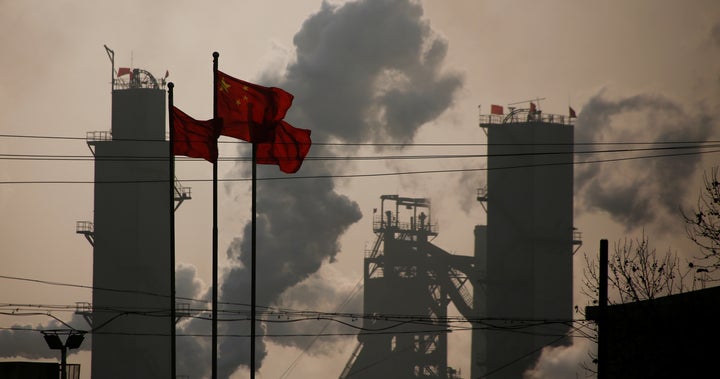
<box><xmin>340</xmin><ymin>195</ymin><xmax>475</xmax><ymax>379</ymax></box>
<box><xmin>76</xmin><ymin>59</ymin><xmax>182</xmax><ymax>378</ymax></box>
<box><xmin>474</xmin><ymin>106</ymin><xmax>579</xmax><ymax>378</ymax></box>
<box><xmin>340</xmin><ymin>106</ymin><xmax>577</xmax><ymax>379</ymax></box>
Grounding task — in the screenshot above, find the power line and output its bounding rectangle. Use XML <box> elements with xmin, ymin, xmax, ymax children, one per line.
<box><xmin>0</xmin><ymin>301</ymin><xmax>593</xmax><ymax>328</ymax></box>
<box><xmin>1</xmin><ymin>147</ymin><xmax>718</xmax><ymax>185</ymax></box>
<box><xmin>4</xmin><ymin>132</ymin><xmax>720</xmax><ymax>147</ymax></box>
<box><xmin>278</xmin><ymin>277</ymin><xmax>364</xmax><ymax>379</ymax></box>
<box><xmin>2</xmin><ymin>142</ymin><xmax>717</xmax><ymax>162</ymax></box>
<box><xmin>0</xmin><ymin>318</ymin><xmax>593</xmax><ymax>338</ymax></box>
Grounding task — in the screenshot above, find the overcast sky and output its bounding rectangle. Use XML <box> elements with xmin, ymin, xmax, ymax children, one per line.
<box><xmin>2</xmin><ymin>1</ymin><xmax>720</xmax><ymax>378</ymax></box>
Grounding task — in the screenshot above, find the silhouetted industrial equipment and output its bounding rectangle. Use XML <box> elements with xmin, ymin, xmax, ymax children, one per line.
<box><xmin>340</xmin><ymin>195</ymin><xmax>470</xmax><ymax>379</ymax></box>
<box><xmin>76</xmin><ymin>47</ymin><xmax>180</xmax><ymax>379</ymax></box>
<box><xmin>474</xmin><ymin>105</ymin><xmax>578</xmax><ymax>378</ymax></box>
<box><xmin>41</xmin><ymin>330</ymin><xmax>86</xmax><ymax>379</ymax></box>
<box><xmin>342</xmin><ymin>104</ymin><xmax>579</xmax><ymax>379</ymax></box>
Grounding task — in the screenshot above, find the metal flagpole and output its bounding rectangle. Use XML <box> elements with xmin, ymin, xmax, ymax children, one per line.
<box><xmin>167</xmin><ymin>82</ymin><xmax>177</xmax><ymax>379</ymax></box>
<box><xmin>251</xmin><ymin>138</ymin><xmax>257</xmax><ymax>379</ymax></box>
<box><xmin>212</xmin><ymin>52</ymin><xmax>220</xmax><ymax>379</ymax></box>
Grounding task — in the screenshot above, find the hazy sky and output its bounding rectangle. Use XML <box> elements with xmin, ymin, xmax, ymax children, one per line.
<box><xmin>2</xmin><ymin>1</ymin><xmax>720</xmax><ymax>378</ymax></box>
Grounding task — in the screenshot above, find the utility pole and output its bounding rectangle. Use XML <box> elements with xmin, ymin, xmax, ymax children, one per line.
<box><xmin>598</xmin><ymin>239</ymin><xmax>608</xmax><ymax>379</ymax></box>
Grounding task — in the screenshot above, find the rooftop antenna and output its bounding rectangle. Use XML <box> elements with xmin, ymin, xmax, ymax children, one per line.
<box><xmin>508</xmin><ymin>97</ymin><xmax>546</xmax><ymax>109</ymax></box>
<box><xmin>103</xmin><ymin>45</ymin><xmax>114</xmax><ymax>87</ymax></box>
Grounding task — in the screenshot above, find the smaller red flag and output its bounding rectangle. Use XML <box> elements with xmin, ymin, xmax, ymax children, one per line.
<box><xmin>569</xmin><ymin>106</ymin><xmax>577</xmax><ymax>118</ymax></box>
<box><xmin>490</xmin><ymin>104</ymin><xmax>504</xmax><ymax>115</ymax></box>
<box><xmin>172</xmin><ymin>106</ymin><xmax>221</xmax><ymax>163</ymax></box>
<box><xmin>256</xmin><ymin>121</ymin><xmax>312</xmax><ymax>174</ymax></box>
<box><xmin>530</xmin><ymin>102</ymin><xmax>537</xmax><ymax>112</ymax></box>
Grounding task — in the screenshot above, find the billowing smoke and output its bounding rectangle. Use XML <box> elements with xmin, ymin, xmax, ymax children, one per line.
<box><xmin>523</xmin><ymin>338</ymin><xmax>596</xmax><ymax>379</ymax></box>
<box><xmin>175</xmin><ymin>264</ymin><xmax>214</xmax><ymax>379</ymax></box>
<box><xmin>710</xmin><ymin>22</ymin><xmax>720</xmax><ymax>47</ymax></box>
<box><xmin>574</xmin><ymin>91</ymin><xmax>716</xmax><ymax>233</ymax></box>
<box><xmin>201</xmin><ymin>0</ymin><xmax>463</xmax><ymax>377</ymax></box>
<box><xmin>284</xmin><ymin>0</ymin><xmax>461</xmax><ymax>143</ymax></box>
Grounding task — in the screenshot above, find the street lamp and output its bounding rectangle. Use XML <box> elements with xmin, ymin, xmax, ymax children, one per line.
<box><xmin>41</xmin><ymin>329</ymin><xmax>86</xmax><ymax>379</ymax></box>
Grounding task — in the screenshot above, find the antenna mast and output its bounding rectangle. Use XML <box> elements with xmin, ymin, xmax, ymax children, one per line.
<box><xmin>103</xmin><ymin>45</ymin><xmax>115</xmax><ymax>89</ymax></box>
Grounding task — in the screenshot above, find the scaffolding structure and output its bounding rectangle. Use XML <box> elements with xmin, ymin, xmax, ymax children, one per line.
<box><xmin>340</xmin><ymin>195</ymin><xmax>474</xmax><ymax>379</ymax></box>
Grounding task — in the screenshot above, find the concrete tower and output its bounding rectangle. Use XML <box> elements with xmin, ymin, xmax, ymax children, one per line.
<box><xmin>80</xmin><ymin>66</ymin><xmax>173</xmax><ymax>378</ymax></box>
<box><xmin>474</xmin><ymin>106</ymin><xmax>578</xmax><ymax>378</ymax></box>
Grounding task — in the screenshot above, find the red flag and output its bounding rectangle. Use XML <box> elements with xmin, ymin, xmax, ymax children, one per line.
<box><xmin>530</xmin><ymin>102</ymin><xmax>537</xmax><ymax>112</ymax></box>
<box><xmin>117</xmin><ymin>67</ymin><xmax>132</xmax><ymax>77</ymax></box>
<box><xmin>172</xmin><ymin>106</ymin><xmax>221</xmax><ymax>163</ymax></box>
<box><xmin>215</xmin><ymin>70</ymin><xmax>294</xmax><ymax>142</ymax></box>
<box><xmin>569</xmin><ymin>106</ymin><xmax>577</xmax><ymax>118</ymax></box>
<box><xmin>256</xmin><ymin>121</ymin><xmax>312</xmax><ymax>174</ymax></box>
<box><xmin>490</xmin><ymin>104</ymin><xmax>504</xmax><ymax>115</ymax></box>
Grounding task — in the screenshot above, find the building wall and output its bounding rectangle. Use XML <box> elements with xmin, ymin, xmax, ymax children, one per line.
<box><xmin>0</xmin><ymin>362</ymin><xmax>61</xmax><ymax>379</ymax></box>
<box><xmin>587</xmin><ymin>286</ymin><xmax>720</xmax><ymax>378</ymax></box>
<box><xmin>91</xmin><ymin>87</ymin><xmax>171</xmax><ymax>379</ymax></box>
<box><xmin>482</xmin><ymin>122</ymin><xmax>574</xmax><ymax>378</ymax></box>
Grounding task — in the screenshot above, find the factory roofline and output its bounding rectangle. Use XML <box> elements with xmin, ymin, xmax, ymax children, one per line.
<box><xmin>480</xmin><ymin>107</ymin><xmax>575</xmax><ymax>127</ymax></box>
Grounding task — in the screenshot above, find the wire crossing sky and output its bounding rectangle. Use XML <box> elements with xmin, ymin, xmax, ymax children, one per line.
<box><xmin>2</xmin><ymin>1</ymin><xmax>720</xmax><ymax>378</ymax></box>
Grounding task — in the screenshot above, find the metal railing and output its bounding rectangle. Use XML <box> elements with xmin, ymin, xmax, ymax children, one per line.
<box><xmin>479</xmin><ymin>111</ymin><xmax>573</xmax><ymax>126</ymax></box>
<box><xmin>86</xmin><ymin>131</ymin><xmax>112</xmax><ymax>141</ymax></box>
<box><xmin>75</xmin><ymin>221</ymin><xmax>93</xmax><ymax>234</ymax></box>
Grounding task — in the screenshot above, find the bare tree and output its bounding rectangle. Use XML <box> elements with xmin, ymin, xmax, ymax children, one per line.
<box><xmin>575</xmin><ymin>168</ymin><xmax>720</xmax><ymax>376</ymax></box>
<box><xmin>581</xmin><ymin>232</ymin><xmax>694</xmax><ymax>306</ymax></box>
<box><xmin>577</xmin><ymin>233</ymin><xmax>695</xmax><ymax>376</ymax></box>
<box><xmin>682</xmin><ymin>167</ymin><xmax>720</xmax><ymax>284</ymax></box>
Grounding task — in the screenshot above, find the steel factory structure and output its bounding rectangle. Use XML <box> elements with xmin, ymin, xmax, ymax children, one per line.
<box><xmin>76</xmin><ymin>54</ymin><xmax>179</xmax><ymax>378</ymax></box>
<box><xmin>341</xmin><ymin>106</ymin><xmax>578</xmax><ymax>379</ymax></box>
<box><xmin>74</xmin><ymin>48</ymin><xmax>577</xmax><ymax>378</ymax></box>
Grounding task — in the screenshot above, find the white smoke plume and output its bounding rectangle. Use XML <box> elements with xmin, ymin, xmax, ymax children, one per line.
<box><xmin>574</xmin><ymin>91</ymin><xmax>716</xmax><ymax>233</ymax></box>
<box><xmin>177</xmin><ymin>0</ymin><xmax>464</xmax><ymax>377</ymax></box>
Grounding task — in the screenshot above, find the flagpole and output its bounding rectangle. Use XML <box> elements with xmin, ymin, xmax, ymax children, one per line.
<box><xmin>167</xmin><ymin>82</ymin><xmax>177</xmax><ymax>379</ymax></box>
<box><xmin>212</xmin><ymin>52</ymin><xmax>219</xmax><ymax>379</ymax></box>
<box><xmin>251</xmin><ymin>139</ymin><xmax>257</xmax><ymax>379</ymax></box>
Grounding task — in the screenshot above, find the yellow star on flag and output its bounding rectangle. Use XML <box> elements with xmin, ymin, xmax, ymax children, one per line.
<box><xmin>219</xmin><ymin>78</ymin><xmax>231</xmax><ymax>94</ymax></box>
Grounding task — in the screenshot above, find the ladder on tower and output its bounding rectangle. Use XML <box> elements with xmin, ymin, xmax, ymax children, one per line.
<box><xmin>174</xmin><ymin>177</ymin><xmax>191</xmax><ymax>211</ymax></box>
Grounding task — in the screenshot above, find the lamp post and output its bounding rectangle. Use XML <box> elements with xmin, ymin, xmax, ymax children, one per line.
<box><xmin>41</xmin><ymin>330</ymin><xmax>86</xmax><ymax>379</ymax></box>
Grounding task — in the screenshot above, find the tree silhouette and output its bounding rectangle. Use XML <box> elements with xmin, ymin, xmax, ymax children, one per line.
<box><xmin>581</xmin><ymin>233</ymin><xmax>694</xmax><ymax>306</ymax></box>
<box><xmin>682</xmin><ymin>166</ymin><xmax>720</xmax><ymax>285</ymax></box>
<box><xmin>578</xmin><ymin>233</ymin><xmax>695</xmax><ymax>376</ymax></box>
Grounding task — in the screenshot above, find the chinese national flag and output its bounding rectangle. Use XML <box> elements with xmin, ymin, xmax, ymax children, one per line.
<box><xmin>569</xmin><ymin>106</ymin><xmax>577</xmax><ymax>118</ymax></box>
<box><xmin>172</xmin><ymin>106</ymin><xmax>221</xmax><ymax>163</ymax></box>
<box><xmin>215</xmin><ymin>70</ymin><xmax>294</xmax><ymax>143</ymax></box>
<box><xmin>117</xmin><ymin>67</ymin><xmax>132</xmax><ymax>77</ymax></box>
<box><xmin>490</xmin><ymin>104</ymin><xmax>503</xmax><ymax>115</ymax></box>
<box><xmin>256</xmin><ymin>121</ymin><xmax>312</xmax><ymax>174</ymax></box>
